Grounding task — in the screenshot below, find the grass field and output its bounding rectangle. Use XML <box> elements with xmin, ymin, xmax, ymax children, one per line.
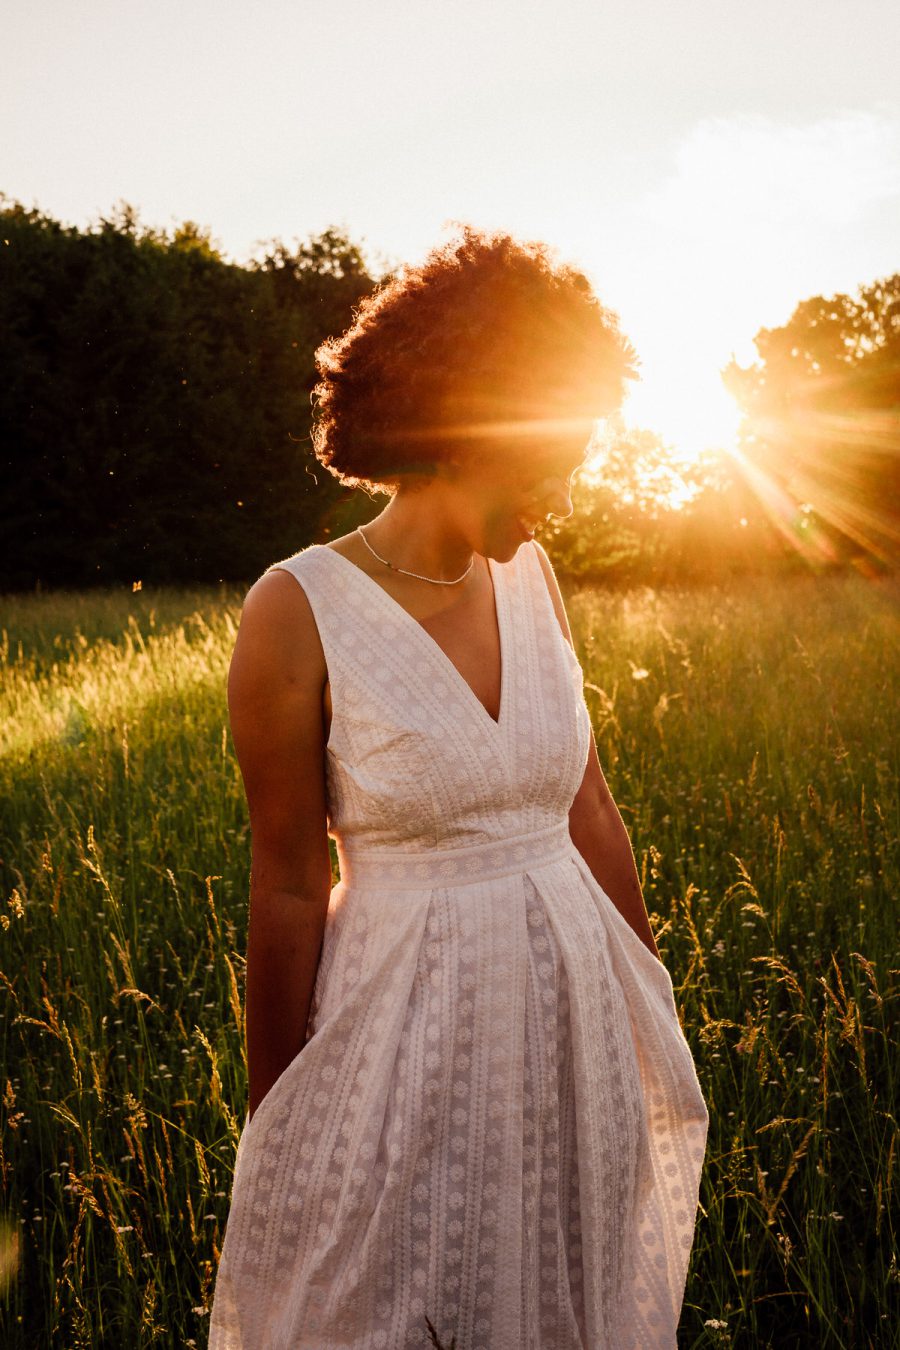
<box><xmin>1</xmin><ymin>572</ymin><xmax>897</xmax><ymax>1347</ymax></box>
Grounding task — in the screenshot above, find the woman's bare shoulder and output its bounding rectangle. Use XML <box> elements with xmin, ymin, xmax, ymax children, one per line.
<box><xmin>230</xmin><ymin>567</ymin><xmax>327</xmax><ymax>700</ymax></box>
<box><xmin>318</xmin><ymin>530</ymin><xmax>359</xmax><ymax>556</ymax></box>
<box><xmin>228</xmin><ymin>568</ymin><xmax>332</xmax><ymax>877</ymax></box>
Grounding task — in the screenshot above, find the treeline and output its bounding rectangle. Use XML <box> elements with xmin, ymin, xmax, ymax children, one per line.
<box><xmin>0</xmin><ymin>199</ymin><xmax>375</xmax><ymax>589</ymax></box>
<box><xmin>1</xmin><ymin>196</ymin><xmax>897</xmax><ymax>590</ymax></box>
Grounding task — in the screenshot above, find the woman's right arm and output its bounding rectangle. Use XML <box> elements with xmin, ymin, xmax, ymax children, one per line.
<box><xmin>226</xmin><ymin>569</ymin><xmax>334</xmax><ymax>1122</ymax></box>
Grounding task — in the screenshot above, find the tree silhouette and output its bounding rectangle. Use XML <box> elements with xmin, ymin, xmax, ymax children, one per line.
<box><xmin>0</xmin><ymin>197</ymin><xmax>376</xmax><ymax>589</ymax></box>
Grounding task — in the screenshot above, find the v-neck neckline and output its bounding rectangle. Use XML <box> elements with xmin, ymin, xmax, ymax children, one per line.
<box><xmin>317</xmin><ymin>543</ymin><xmax>508</xmax><ymax>730</ymax></box>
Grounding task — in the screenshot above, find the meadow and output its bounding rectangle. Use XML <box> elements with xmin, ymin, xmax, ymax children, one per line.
<box><xmin>0</xmin><ymin>571</ymin><xmax>897</xmax><ymax>1348</ymax></box>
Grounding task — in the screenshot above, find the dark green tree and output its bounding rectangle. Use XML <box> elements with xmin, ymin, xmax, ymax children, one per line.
<box><xmin>0</xmin><ymin>197</ymin><xmax>376</xmax><ymax>589</ymax></box>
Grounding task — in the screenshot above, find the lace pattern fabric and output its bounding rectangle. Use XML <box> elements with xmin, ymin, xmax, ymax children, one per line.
<box><xmin>208</xmin><ymin>540</ymin><xmax>708</xmax><ymax>1349</ymax></box>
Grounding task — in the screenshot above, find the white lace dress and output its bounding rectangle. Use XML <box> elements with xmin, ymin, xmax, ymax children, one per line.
<box><xmin>208</xmin><ymin>540</ymin><xmax>708</xmax><ymax>1350</ymax></box>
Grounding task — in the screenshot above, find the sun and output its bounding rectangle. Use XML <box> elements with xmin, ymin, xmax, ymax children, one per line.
<box><xmin>578</xmin><ymin>356</ymin><xmax>745</xmax><ymax>512</ymax></box>
<box><xmin>621</xmin><ymin>366</ymin><xmax>742</xmax><ymax>466</ymax></box>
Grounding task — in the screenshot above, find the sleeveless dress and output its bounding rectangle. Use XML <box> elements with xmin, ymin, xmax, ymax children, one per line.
<box><xmin>208</xmin><ymin>540</ymin><xmax>708</xmax><ymax>1350</ymax></box>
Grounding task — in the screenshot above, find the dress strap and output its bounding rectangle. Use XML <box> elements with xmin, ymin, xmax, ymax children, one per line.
<box><xmin>514</xmin><ymin>540</ymin><xmax>559</xmax><ymax>629</ymax></box>
<box><xmin>263</xmin><ymin>543</ymin><xmax>347</xmax><ymax>688</ymax></box>
<box><xmin>263</xmin><ymin>544</ymin><xmax>332</xmax><ymax>615</ymax></box>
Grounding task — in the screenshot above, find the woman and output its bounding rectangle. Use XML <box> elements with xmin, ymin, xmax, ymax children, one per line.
<box><xmin>209</xmin><ymin>228</ymin><xmax>708</xmax><ymax>1349</ymax></box>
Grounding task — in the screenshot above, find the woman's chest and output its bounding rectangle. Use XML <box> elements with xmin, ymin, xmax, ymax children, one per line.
<box><xmin>407</xmin><ymin>596</ymin><xmax>503</xmax><ymax>724</ymax></box>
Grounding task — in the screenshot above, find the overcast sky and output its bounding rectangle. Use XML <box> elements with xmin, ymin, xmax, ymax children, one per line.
<box><xmin>4</xmin><ymin>0</ymin><xmax>898</xmax><ymax>454</ymax></box>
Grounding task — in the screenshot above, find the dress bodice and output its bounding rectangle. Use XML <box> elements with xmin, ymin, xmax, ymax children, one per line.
<box><xmin>266</xmin><ymin>541</ymin><xmax>592</xmax><ymax>859</ymax></box>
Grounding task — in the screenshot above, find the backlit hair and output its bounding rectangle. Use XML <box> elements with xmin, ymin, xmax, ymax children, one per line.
<box><xmin>311</xmin><ymin>225</ymin><xmax>637</xmax><ymax>494</ymax></box>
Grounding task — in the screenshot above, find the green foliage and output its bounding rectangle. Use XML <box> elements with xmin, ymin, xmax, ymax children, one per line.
<box><xmin>0</xmin><ymin>198</ymin><xmax>376</xmax><ymax>590</ymax></box>
<box><xmin>724</xmin><ymin>275</ymin><xmax>900</xmax><ymax>564</ymax></box>
<box><xmin>0</xmin><ymin>576</ymin><xmax>897</xmax><ymax>1346</ymax></box>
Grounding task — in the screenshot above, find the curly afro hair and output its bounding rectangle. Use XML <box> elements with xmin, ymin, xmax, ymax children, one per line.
<box><xmin>311</xmin><ymin>226</ymin><xmax>638</xmax><ymax>494</ymax></box>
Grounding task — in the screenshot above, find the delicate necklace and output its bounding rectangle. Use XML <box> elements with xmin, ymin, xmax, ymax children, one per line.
<box><xmin>356</xmin><ymin>524</ymin><xmax>475</xmax><ymax>585</ymax></box>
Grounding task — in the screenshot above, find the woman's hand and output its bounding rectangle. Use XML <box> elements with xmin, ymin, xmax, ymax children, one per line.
<box><xmin>228</xmin><ymin>569</ymin><xmax>335</xmax><ymax>1121</ymax></box>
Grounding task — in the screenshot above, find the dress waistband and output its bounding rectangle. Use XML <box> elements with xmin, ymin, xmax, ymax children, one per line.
<box><xmin>335</xmin><ymin>820</ymin><xmax>576</xmax><ymax>890</ymax></box>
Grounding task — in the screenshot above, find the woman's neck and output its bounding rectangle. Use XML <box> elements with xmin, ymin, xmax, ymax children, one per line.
<box><xmin>363</xmin><ymin>487</ymin><xmax>476</xmax><ymax>580</ymax></box>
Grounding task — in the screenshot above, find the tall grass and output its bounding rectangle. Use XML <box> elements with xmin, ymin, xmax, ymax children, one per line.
<box><xmin>1</xmin><ymin>572</ymin><xmax>897</xmax><ymax>1347</ymax></box>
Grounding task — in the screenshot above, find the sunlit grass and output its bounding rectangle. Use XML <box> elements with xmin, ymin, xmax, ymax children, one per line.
<box><xmin>1</xmin><ymin>573</ymin><xmax>897</xmax><ymax>1347</ymax></box>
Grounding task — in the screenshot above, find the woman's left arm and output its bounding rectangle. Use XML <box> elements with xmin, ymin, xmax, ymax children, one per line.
<box><xmin>533</xmin><ymin>542</ymin><xmax>661</xmax><ymax>962</ymax></box>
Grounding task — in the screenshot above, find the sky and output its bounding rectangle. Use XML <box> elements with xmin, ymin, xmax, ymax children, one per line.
<box><xmin>4</xmin><ymin>0</ymin><xmax>899</xmax><ymax>461</ymax></box>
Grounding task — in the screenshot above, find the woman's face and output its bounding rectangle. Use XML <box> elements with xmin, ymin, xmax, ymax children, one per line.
<box><xmin>447</xmin><ymin>427</ymin><xmax>592</xmax><ymax>562</ymax></box>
